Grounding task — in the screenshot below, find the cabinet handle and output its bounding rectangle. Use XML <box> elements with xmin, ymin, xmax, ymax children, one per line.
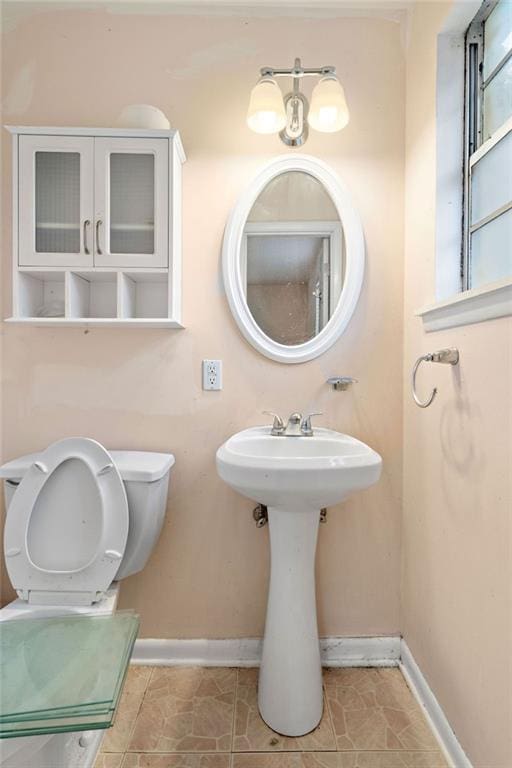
<box><xmin>83</xmin><ymin>219</ymin><xmax>91</xmax><ymax>255</ymax></box>
<box><xmin>96</xmin><ymin>219</ymin><xmax>103</xmax><ymax>255</ymax></box>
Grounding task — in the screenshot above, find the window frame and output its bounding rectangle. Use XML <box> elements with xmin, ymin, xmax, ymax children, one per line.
<box><xmin>462</xmin><ymin>0</ymin><xmax>512</xmax><ymax>290</ymax></box>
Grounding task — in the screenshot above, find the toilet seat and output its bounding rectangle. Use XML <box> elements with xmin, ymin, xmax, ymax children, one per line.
<box><xmin>4</xmin><ymin>438</ymin><xmax>129</xmax><ymax>606</ymax></box>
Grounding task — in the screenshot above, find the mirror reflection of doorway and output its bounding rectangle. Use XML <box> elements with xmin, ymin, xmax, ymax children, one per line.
<box><xmin>243</xmin><ymin>225</ymin><xmax>343</xmax><ymax>345</ymax></box>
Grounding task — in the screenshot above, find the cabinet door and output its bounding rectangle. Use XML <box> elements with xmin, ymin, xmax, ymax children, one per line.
<box><xmin>18</xmin><ymin>136</ymin><xmax>94</xmax><ymax>267</ymax></box>
<box><xmin>93</xmin><ymin>138</ymin><xmax>169</xmax><ymax>268</ymax></box>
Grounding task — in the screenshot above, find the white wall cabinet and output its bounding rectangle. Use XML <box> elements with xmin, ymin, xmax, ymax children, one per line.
<box><xmin>7</xmin><ymin>126</ymin><xmax>185</xmax><ymax>327</ymax></box>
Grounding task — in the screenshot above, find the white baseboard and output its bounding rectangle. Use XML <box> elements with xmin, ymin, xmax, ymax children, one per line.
<box><xmin>132</xmin><ymin>635</ymin><xmax>401</xmax><ymax>667</ymax></box>
<box><xmin>132</xmin><ymin>637</ymin><xmax>263</xmax><ymax>667</ymax></box>
<box><xmin>320</xmin><ymin>635</ymin><xmax>401</xmax><ymax>666</ymax></box>
<box><xmin>400</xmin><ymin>640</ymin><xmax>472</xmax><ymax>768</ymax></box>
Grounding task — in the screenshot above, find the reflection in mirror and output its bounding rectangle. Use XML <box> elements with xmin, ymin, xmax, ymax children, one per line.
<box><xmin>243</xmin><ymin>171</ymin><xmax>343</xmax><ymax>346</ymax></box>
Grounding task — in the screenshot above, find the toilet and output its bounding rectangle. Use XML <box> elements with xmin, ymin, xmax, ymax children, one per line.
<box><xmin>0</xmin><ymin>437</ymin><xmax>175</xmax><ymax>768</ymax></box>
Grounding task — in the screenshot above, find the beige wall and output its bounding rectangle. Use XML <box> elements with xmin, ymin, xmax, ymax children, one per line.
<box><xmin>0</xmin><ymin>6</ymin><xmax>405</xmax><ymax>636</ymax></box>
<box><xmin>403</xmin><ymin>4</ymin><xmax>512</xmax><ymax>767</ymax></box>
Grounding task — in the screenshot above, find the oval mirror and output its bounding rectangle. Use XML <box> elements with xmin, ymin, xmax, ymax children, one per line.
<box><xmin>222</xmin><ymin>156</ymin><xmax>364</xmax><ymax>364</ymax></box>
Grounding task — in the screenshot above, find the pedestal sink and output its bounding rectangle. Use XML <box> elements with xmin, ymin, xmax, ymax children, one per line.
<box><xmin>216</xmin><ymin>426</ymin><xmax>382</xmax><ymax>737</ymax></box>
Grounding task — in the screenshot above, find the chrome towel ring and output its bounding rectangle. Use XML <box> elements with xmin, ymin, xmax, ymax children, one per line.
<box><xmin>412</xmin><ymin>348</ymin><xmax>459</xmax><ymax>408</ymax></box>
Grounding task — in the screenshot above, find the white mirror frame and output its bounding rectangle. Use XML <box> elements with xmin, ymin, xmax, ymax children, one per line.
<box><xmin>222</xmin><ymin>155</ymin><xmax>365</xmax><ymax>364</ymax></box>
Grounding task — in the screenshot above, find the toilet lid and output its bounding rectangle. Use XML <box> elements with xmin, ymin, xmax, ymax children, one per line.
<box><xmin>4</xmin><ymin>438</ymin><xmax>129</xmax><ymax>605</ymax></box>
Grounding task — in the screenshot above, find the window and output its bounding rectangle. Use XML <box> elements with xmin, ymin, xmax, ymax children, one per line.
<box><xmin>463</xmin><ymin>0</ymin><xmax>512</xmax><ymax>290</ymax></box>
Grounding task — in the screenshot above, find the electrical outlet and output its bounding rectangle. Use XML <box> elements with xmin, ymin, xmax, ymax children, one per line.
<box><xmin>202</xmin><ymin>359</ymin><xmax>222</xmax><ymax>391</ymax></box>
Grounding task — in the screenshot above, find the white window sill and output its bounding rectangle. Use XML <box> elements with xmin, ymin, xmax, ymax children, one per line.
<box><xmin>416</xmin><ymin>278</ymin><xmax>512</xmax><ymax>332</ymax></box>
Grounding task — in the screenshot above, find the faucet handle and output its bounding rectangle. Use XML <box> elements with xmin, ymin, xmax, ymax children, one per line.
<box><xmin>263</xmin><ymin>411</ymin><xmax>285</xmax><ymax>436</ymax></box>
<box><xmin>301</xmin><ymin>412</ymin><xmax>323</xmax><ymax>436</ymax></box>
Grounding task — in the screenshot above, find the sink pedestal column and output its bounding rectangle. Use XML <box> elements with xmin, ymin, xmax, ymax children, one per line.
<box><xmin>258</xmin><ymin>506</ymin><xmax>323</xmax><ymax>736</ymax></box>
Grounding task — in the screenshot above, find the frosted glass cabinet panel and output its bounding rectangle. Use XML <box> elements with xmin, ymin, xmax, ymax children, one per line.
<box><xmin>94</xmin><ymin>138</ymin><xmax>169</xmax><ymax>268</ymax></box>
<box><xmin>19</xmin><ymin>136</ymin><xmax>94</xmax><ymax>267</ymax></box>
<box><xmin>110</xmin><ymin>153</ymin><xmax>155</xmax><ymax>255</ymax></box>
<box><xmin>35</xmin><ymin>153</ymin><xmax>80</xmax><ymax>253</ymax></box>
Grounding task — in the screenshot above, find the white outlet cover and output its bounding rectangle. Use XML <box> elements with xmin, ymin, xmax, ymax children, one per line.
<box><xmin>202</xmin><ymin>359</ymin><xmax>222</xmax><ymax>391</ymax></box>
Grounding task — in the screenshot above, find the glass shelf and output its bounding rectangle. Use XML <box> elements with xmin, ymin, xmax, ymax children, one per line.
<box><xmin>0</xmin><ymin>611</ymin><xmax>139</xmax><ymax>738</ymax></box>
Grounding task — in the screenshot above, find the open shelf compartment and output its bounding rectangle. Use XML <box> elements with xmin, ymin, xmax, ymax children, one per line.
<box><xmin>17</xmin><ymin>271</ymin><xmax>66</xmax><ymax>319</ymax></box>
<box><xmin>9</xmin><ymin>269</ymin><xmax>179</xmax><ymax>327</ymax></box>
<box><xmin>119</xmin><ymin>271</ymin><xmax>169</xmax><ymax>319</ymax></box>
<box><xmin>67</xmin><ymin>272</ymin><xmax>118</xmax><ymax>319</ymax></box>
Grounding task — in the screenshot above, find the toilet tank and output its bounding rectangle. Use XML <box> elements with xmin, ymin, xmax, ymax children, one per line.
<box><xmin>0</xmin><ymin>449</ymin><xmax>174</xmax><ymax>581</ymax></box>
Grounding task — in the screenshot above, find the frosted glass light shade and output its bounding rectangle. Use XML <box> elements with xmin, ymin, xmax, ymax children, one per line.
<box><xmin>247</xmin><ymin>77</ymin><xmax>286</xmax><ymax>134</ymax></box>
<box><xmin>308</xmin><ymin>76</ymin><xmax>349</xmax><ymax>133</ymax></box>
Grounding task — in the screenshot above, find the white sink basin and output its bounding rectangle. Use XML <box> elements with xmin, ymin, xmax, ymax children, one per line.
<box><xmin>216</xmin><ymin>425</ymin><xmax>382</xmax><ymax>739</ymax></box>
<box><xmin>217</xmin><ymin>426</ymin><xmax>382</xmax><ymax>510</ymax></box>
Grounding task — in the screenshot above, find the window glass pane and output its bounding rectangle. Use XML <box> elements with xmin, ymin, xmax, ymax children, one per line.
<box><xmin>35</xmin><ymin>152</ymin><xmax>80</xmax><ymax>253</ymax></box>
<box><xmin>109</xmin><ymin>153</ymin><xmax>154</xmax><ymax>255</ymax></box>
<box><xmin>483</xmin><ymin>56</ymin><xmax>512</xmax><ymax>140</ymax></box>
<box><xmin>470</xmin><ymin>209</ymin><xmax>512</xmax><ymax>288</ymax></box>
<box><xmin>483</xmin><ymin>0</ymin><xmax>512</xmax><ymax>79</ymax></box>
<box><xmin>471</xmin><ymin>129</ymin><xmax>512</xmax><ymax>223</ymax></box>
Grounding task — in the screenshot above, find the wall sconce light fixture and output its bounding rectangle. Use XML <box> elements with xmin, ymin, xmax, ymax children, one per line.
<box><xmin>247</xmin><ymin>58</ymin><xmax>349</xmax><ymax>146</ymax></box>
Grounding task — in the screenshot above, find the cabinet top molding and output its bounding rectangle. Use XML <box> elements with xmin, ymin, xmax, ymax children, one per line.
<box><xmin>5</xmin><ymin>126</ymin><xmax>186</xmax><ymax>162</ymax></box>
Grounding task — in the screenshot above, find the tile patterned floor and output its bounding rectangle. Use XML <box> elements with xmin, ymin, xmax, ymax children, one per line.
<box><xmin>95</xmin><ymin>667</ymin><xmax>448</xmax><ymax>768</ymax></box>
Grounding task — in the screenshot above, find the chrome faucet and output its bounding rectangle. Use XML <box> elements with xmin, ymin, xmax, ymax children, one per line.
<box><xmin>263</xmin><ymin>411</ymin><xmax>323</xmax><ymax>437</ymax></box>
<box><xmin>284</xmin><ymin>412</ymin><xmax>303</xmax><ymax>436</ymax></box>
